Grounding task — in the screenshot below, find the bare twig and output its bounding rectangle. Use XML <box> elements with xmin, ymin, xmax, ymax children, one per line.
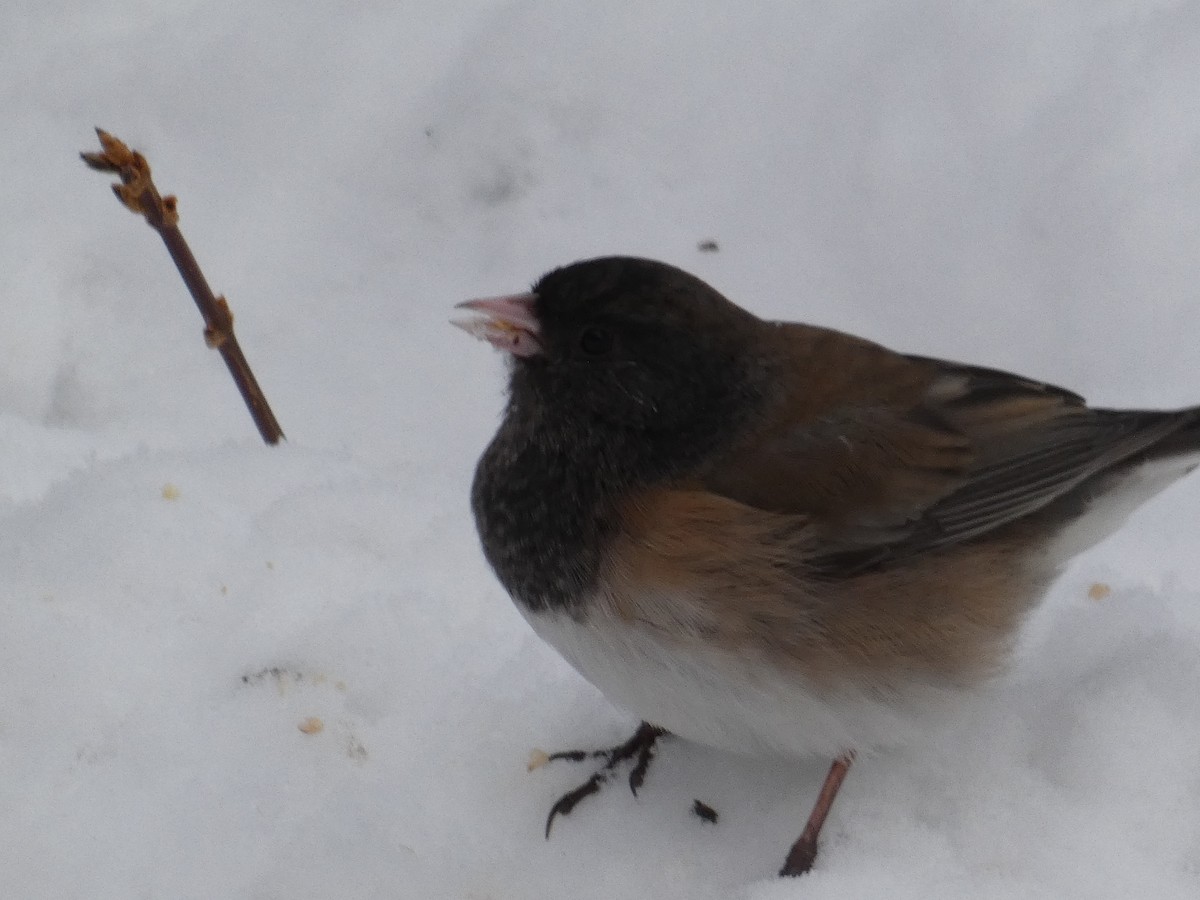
<box><xmin>81</xmin><ymin>128</ymin><xmax>284</xmax><ymax>445</ymax></box>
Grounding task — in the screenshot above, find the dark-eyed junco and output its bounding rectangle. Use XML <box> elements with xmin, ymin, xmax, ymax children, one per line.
<box><xmin>454</xmin><ymin>256</ymin><xmax>1200</xmax><ymax>876</ymax></box>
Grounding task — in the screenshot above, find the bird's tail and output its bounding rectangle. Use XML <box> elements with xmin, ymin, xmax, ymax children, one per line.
<box><xmin>1042</xmin><ymin>405</ymin><xmax>1200</xmax><ymax>564</ymax></box>
<box><xmin>1134</xmin><ymin>405</ymin><xmax>1200</xmax><ymax>465</ymax></box>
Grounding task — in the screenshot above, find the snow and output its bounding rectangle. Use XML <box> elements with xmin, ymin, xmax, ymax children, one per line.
<box><xmin>3</xmin><ymin>1</ymin><xmax>1200</xmax><ymax>897</ymax></box>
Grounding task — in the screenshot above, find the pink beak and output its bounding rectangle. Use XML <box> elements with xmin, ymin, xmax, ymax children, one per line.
<box><xmin>452</xmin><ymin>293</ymin><xmax>543</xmax><ymax>357</ymax></box>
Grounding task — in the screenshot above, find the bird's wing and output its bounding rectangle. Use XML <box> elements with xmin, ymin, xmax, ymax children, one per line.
<box><xmin>704</xmin><ymin>352</ymin><xmax>1189</xmax><ymax>573</ymax></box>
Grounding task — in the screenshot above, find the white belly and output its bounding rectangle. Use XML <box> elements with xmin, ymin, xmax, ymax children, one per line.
<box><xmin>520</xmin><ymin>602</ymin><xmax>965</xmax><ymax>759</ymax></box>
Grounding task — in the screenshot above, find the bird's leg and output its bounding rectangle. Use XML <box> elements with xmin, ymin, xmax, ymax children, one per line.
<box><xmin>540</xmin><ymin>721</ymin><xmax>667</xmax><ymax>837</ymax></box>
<box><xmin>779</xmin><ymin>752</ymin><xmax>855</xmax><ymax>877</ymax></box>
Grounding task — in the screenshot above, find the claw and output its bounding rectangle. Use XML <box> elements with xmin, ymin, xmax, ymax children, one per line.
<box><xmin>536</xmin><ymin>722</ymin><xmax>667</xmax><ymax>837</ymax></box>
<box><xmin>544</xmin><ymin>771</ymin><xmax>607</xmax><ymax>838</ymax></box>
<box><xmin>627</xmin><ymin>736</ymin><xmax>658</xmax><ymax>796</ymax></box>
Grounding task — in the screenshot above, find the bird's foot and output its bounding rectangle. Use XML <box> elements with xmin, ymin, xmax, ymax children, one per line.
<box><xmin>538</xmin><ymin>721</ymin><xmax>667</xmax><ymax>837</ymax></box>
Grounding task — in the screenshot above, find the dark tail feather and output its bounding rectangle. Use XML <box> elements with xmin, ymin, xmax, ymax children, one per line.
<box><xmin>1135</xmin><ymin>406</ymin><xmax>1200</xmax><ymax>464</ymax></box>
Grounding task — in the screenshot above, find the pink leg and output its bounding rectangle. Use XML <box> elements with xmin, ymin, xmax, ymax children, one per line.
<box><xmin>779</xmin><ymin>752</ymin><xmax>855</xmax><ymax>877</ymax></box>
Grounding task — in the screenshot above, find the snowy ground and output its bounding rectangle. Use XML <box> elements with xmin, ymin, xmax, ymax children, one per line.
<box><xmin>4</xmin><ymin>2</ymin><xmax>1200</xmax><ymax>897</ymax></box>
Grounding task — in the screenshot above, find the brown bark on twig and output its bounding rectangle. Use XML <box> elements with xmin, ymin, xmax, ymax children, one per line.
<box><xmin>80</xmin><ymin>128</ymin><xmax>284</xmax><ymax>445</ymax></box>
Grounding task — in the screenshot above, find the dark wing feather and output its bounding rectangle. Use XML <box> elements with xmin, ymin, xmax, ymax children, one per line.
<box><xmin>914</xmin><ymin>409</ymin><xmax>1185</xmax><ymax>547</ymax></box>
<box><xmin>706</xmin><ymin>351</ymin><xmax>1197</xmax><ymax>574</ymax></box>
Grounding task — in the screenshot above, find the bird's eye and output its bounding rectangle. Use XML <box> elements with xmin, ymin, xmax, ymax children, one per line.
<box><xmin>579</xmin><ymin>326</ymin><xmax>614</xmax><ymax>356</ymax></box>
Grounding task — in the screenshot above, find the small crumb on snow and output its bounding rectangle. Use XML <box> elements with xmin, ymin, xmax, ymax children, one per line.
<box><xmin>161</xmin><ymin>483</ymin><xmax>180</xmax><ymax>501</ymax></box>
<box><xmin>1088</xmin><ymin>582</ymin><xmax>1112</xmax><ymax>601</ymax></box>
<box><xmin>692</xmin><ymin>799</ymin><xmax>718</xmax><ymax>824</ymax></box>
<box><xmin>527</xmin><ymin>749</ymin><xmax>551</xmax><ymax>771</ymax></box>
<box><xmin>298</xmin><ymin>717</ymin><xmax>324</xmax><ymax>735</ymax></box>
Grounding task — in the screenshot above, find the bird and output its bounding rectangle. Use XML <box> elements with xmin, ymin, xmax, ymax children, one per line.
<box><xmin>453</xmin><ymin>255</ymin><xmax>1200</xmax><ymax>876</ymax></box>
